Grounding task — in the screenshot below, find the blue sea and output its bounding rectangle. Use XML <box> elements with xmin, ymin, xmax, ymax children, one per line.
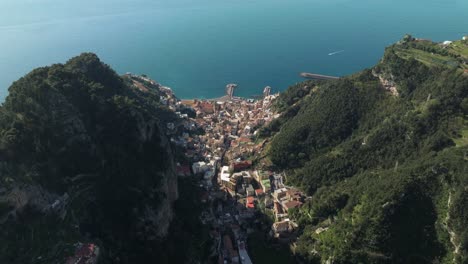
<box><xmin>0</xmin><ymin>0</ymin><xmax>467</xmax><ymax>100</ymax></box>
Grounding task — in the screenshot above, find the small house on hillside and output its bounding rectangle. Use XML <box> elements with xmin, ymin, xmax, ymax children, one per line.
<box><xmin>443</xmin><ymin>40</ymin><xmax>453</xmax><ymax>45</ymax></box>
<box><xmin>230</xmin><ymin>160</ymin><xmax>252</xmax><ymax>172</ymax></box>
<box><xmin>282</xmin><ymin>200</ymin><xmax>303</xmax><ymax>211</ymax></box>
<box><xmin>273</xmin><ymin>220</ymin><xmax>291</xmax><ymax>234</ymax></box>
<box><xmin>246</xmin><ymin>196</ymin><xmax>255</xmax><ymax>209</ymax></box>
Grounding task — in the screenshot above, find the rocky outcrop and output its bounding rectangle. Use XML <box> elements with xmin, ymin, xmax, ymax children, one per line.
<box><xmin>154</xmin><ymin>123</ymin><xmax>179</xmax><ymax>237</ymax></box>
<box><xmin>134</xmin><ymin>119</ymin><xmax>178</xmax><ymax>240</ymax></box>
<box><xmin>372</xmin><ymin>69</ymin><xmax>399</xmax><ymax>96</ymax></box>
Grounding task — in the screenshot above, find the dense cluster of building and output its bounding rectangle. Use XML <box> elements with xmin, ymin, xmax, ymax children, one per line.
<box><xmin>177</xmin><ymin>88</ymin><xmax>310</xmax><ymax>262</ymax></box>
<box><xmin>185</xmin><ymin>92</ymin><xmax>281</xmax><ymax>263</ymax></box>
<box><xmin>127</xmin><ymin>77</ymin><xmax>309</xmax><ymax>263</ymax></box>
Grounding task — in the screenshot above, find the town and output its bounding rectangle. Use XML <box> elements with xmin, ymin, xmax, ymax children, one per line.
<box><xmin>129</xmin><ymin>75</ymin><xmax>310</xmax><ymax>264</ymax></box>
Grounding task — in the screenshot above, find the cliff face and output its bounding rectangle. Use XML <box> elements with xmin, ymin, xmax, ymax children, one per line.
<box><xmin>137</xmin><ymin>121</ymin><xmax>179</xmax><ymax>239</ymax></box>
<box><xmin>0</xmin><ymin>53</ymin><xmax>179</xmax><ymax>263</ymax></box>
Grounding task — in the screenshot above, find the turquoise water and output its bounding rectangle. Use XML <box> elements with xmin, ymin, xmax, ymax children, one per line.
<box><xmin>0</xmin><ymin>0</ymin><xmax>467</xmax><ymax>100</ymax></box>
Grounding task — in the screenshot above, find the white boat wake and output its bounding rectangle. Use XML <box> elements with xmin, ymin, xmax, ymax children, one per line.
<box><xmin>328</xmin><ymin>50</ymin><xmax>345</xmax><ymax>56</ymax></box>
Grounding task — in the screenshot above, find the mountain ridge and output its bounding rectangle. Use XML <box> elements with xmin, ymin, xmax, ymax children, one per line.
<box><xmin>0</xmin><ymin>53</ymin><xmax>180</xmax><ymax>263</ymax></box>
<box><xmin>257</xmin><ymin>35</ymin><xmax>468</xmax><ymax>263</ymax></box>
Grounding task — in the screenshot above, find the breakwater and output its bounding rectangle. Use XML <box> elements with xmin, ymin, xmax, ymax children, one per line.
<box><xmin>300</xmin><ymin>72</ymin><xmax>340</xmax><ymax>80</ymax></box>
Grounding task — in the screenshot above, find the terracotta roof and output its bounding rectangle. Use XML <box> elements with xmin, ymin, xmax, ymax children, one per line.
<box><xmin>181</xmin><ymin>100</ymin><xmax>196</xmax><ymax>107</ymax></box>
<box><xmin>283</xmin><ymin>200</ymin><xmax>303</xmax><ymax>210</ymax></box>
<box><xmin>232</xmin><ymin>160</ymin><xmax>252</xmax><ymax>171</ymax></box>
<box><xmin>199</xmin><ymin>101</ymin><xmax>214</xmax><ymax>113</ymax></box>
<box><xmin>238</xmin><ymin>137</ymin><xmax>251</xmax><ymax>143</ymax></box>
<box><xmin>246</xmin><ymin>196</ymin><xmax>255</xmax><ymax>208</ymax></box>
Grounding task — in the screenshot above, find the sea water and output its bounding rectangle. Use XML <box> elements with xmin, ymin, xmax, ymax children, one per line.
<box><xmin>0</xmin><ymin>0</ymin><xmax>467</xmax><ymax>100</ymax></box>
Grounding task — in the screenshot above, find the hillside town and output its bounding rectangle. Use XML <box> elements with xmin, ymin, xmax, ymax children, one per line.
<box><xmin>136</xmin><ymin>78</ymin><xmax>309</xmax><ymax>264</ymax></box>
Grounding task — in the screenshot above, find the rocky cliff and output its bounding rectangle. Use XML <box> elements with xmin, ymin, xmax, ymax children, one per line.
<box><xmin>0</xmin><ymin>53</ymin><xmax>179</xmax><ymax>263</ymax></box>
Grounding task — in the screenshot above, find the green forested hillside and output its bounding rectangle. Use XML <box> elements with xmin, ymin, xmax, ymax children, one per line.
<box><xmin>0</xmin><ymin>53</ymin><xmax>183</xmax><ymax>263</ymax></box>
<box><xmin>264</xmin><ymin>36</ymin><xmax>468</xmax><ymax>263</ymax></box>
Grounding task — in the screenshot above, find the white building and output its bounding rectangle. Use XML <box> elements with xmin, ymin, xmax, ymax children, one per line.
<box><xmin>220</xmin><ymin>166</ymin><xmax>231</xmax><ymax>183</ymax></box>
<box><xmin>442</xmin><ymin>40</ymin><xmax>453</xmax><ymax>45</ymax></box>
